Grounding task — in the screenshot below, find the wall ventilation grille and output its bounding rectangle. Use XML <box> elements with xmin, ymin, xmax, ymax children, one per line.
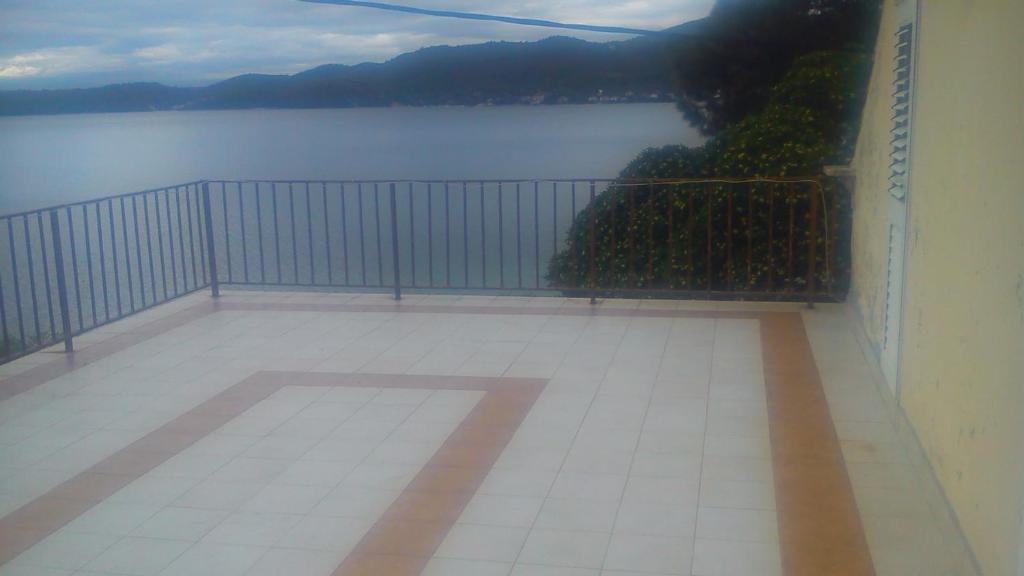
<box><xmin>888</xmin><ymin>23</ymin><xmax>913</xmax><ymax>200</ymax></box>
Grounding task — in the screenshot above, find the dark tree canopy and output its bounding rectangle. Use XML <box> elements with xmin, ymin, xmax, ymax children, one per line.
<box><xmin>671</xmin><ymin>0</ymin><xmax>880</xmax><ymax>135</ymax></box>
<box><xmin>547</xmin><ymin>50</ymin><xmax>873</xmax><ymax>296</ymax></box>
<box><xmin>546</xmin><ymin>0</ymin><xmax>882</xmax><ymax>296</ymax></box>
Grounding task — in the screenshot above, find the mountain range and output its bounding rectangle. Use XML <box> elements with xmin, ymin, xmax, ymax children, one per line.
<box><xmin>0</xmin><ymin>26</ymin><xmax>701</xmax><ymax>117</ymax></box>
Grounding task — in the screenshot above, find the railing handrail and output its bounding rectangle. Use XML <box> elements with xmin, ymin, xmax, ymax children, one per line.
<box><xmin>2</xmin><ymin>177</ymin><xmax>827</xmax><ymax>220</ymax></box>
<box><xmin>204</xmin><ymin>176</ymin><xmax>824</xmax><ymax>186</ymax></box>
<box><xmin>1</xmin><ymin>175</ymin><xmax>840</xmax><ymax>364</ymax></box>
<box><xmin>0</xmin><ymin>180</ymin><xmax>208</xmax><ymax>221</ymax></box>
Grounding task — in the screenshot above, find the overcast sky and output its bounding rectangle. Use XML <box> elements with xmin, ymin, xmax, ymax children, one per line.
<box><xmin>0</xmin><ymin>1</ymin><xmax>713</xmax><ymax>90</ymax></box>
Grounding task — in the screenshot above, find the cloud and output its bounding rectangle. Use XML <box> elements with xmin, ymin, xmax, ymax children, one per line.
<box><xmin>0</xmin><ymin>46</ymin><xmax>125</xmax><ymax>80</ymax></box>
<box><xmin>0</xmin><ymin>0</ymin><xmax>713</xmax><ymax>89</ymax></box>
<box><xmin>132</xmin><ymin>44</ymin><xmax>185</xmax><ymax>63</ymax></box>
<box><xmin>0</xmin><ymin>64</ymin><xmax>39</xmax><ymax>78</ymax></box>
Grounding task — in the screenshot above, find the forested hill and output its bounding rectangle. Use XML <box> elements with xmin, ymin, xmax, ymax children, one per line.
<box><xmin>0</xmin><ymin>30</ymin><xmax>695</xmax><ymax>117</ymax></box>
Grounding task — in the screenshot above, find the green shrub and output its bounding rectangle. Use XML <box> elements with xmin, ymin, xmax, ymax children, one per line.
<box><xmin>548</xmin><ymin>51</ymin><xmax>869</xmax><ymax>297</ymax></box>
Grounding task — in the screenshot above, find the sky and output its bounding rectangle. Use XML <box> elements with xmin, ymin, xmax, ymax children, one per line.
<box><xmin>0</xmin><ymin>1</ymin><xmax>714</xmax><ymax>90</ymax></box>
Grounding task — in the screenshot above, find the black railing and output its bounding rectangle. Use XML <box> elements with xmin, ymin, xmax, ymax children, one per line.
<box><xmin>1</xmin><ymin>177</ymin><xmax>835</xmax><ymax>363</ymax></box>
<box><xmin>0</xmin><ymin>182</ymin><xmax>209</xmax><ymax>361</ymax></box>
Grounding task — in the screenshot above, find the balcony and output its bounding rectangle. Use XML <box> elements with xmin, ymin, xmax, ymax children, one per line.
<box><xmin>0</xmin><ymin>180</ymin><xmax>976</xmax><ymax>575</ymax></box>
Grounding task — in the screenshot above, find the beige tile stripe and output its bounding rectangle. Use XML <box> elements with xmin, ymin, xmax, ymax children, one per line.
<box><xmin>212</xmin><ymin>300</ymin><xmax>737</xmax><ymax>319</ymax></box>
<box><xmin>0</xmin><ymin>298</ymin><xmax>752</xmax><ymax>403</ymax></box>
<box><xmin>0</xmin><ymin>298</ymin><xmax>875</xmax><ymax>575</ymax></box>
<box><xmin>0</xmin><ymin>302</ymin><xmax>218</xmax><ymax>402</ymax></box>
<box><xmin>0</xmin><ymin>371</ymin><xmax>546</xmax><ymax>571</ymax></box>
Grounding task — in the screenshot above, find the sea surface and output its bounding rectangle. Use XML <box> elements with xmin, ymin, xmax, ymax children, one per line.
<box><xmin>0</xmin><ymin>104</ymin><xmax>700</xmax><ymax>213</ymax></box>
<box><xmin>0</xmin><ymin>104</ymin><xmax>703</xmax><ymax>352</ymax></box>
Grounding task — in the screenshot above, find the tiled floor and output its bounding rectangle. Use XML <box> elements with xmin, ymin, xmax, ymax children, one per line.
<box><xmin>0</xmin><ymin>291</ymin><xmax>978</xmax><ymax>575</ymax></box>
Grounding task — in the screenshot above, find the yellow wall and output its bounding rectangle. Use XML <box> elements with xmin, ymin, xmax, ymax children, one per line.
<box><xmin>850</xmin><ymin>1</ymin><xmax>1024</xmax><ymax>575</ymax></box>
<box><xmin>848</xmin><ymin>0</ymin><xmax>900</xmax><ymax>355</ymax></box>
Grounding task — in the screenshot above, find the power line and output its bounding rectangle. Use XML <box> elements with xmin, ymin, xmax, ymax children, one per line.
<box><xmin>299</xmin><ymin>0</ymin><xmax>662</xmax><ymax>36</ymax></box>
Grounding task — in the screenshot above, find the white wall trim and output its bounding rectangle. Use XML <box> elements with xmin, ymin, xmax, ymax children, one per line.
<box><xmin>1018</xmin><ymin>500</ymin><xmax>1024</xmax><ymax>576</ymax></box>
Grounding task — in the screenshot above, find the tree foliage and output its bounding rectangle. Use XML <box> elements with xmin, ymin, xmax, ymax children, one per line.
<box><xmin>547</xmin><ymin>50</ymin><xmax>871</xmax><ymax>296</ymax></box>
<box><xmin>623</xmin><ymin>49</ymin><xmax>871</xmax><ymax>180</ymax></box>
<box><xmin>670</xmin><ymin>0</ymin><xmax>880</xmax><ymax>135</ymax></box>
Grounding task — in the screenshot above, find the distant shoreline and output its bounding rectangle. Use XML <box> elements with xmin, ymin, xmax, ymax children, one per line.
<box><xmin>0</xmin><ymin>99</ymin><xmax>677</xmax><ymax>120</ymax></box>
<box><xmin>0</xmin><ymin>34</ymin><xmax>678</xmax><ymax>118</ymax></box>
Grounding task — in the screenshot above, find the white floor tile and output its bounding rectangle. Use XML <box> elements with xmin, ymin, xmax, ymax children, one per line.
<box><xmin>603</xmin><ymin>533</ymin><xmax>691</xmax><ymax>574</ymax></box>
<box><xmin>534</xmin><ymin>498</ymin><xmax>619</xmax><ymax>533</ymax></box>
<box><xmin>155</xmin><ymin>542</ymin><xmax>266</xmax><ymax>576</ymax></box>
<box><xmin>437</xmin><ymin>523</ymin><xmax>530</xmax><ymax>563</ymax></box>
<box><xmin>460</xmin><ymin>494</ymin><xmax>545</xmax><ymax>528</ymax></box>
<box><xmin>82</xmin><ymin>536</ymin><xmax>191</xmax><ymax>576</ymax></box>
<box><xmin>244</xmin><ymin>547</ymin><xmax>341</xmax><ymax>576</ymax></box>
<box><xmin>8</xmin><ymin>530</ymin><xmax>118</xmax><ymax>571</ymax></box>
<box><xmin>510</xmin><ymin>566</ymin><xmax>598</xmax><ymax>576</ymax></box>
<box><xmin>422</xmin><ymin>558</ymin><xmax>513</xmax><ymax>576</ymax></box>
<box><xmin>698</xmin><ymin>480</ymin><xmax>775</xmax><ymax>510</ymax></box>
<box><xmin>479</xmin><ymin>467</ymin><xmax>559</xmax><ymax>498</ymax></box>
<box><xmin>517</xmin><ymin>529</ymin><xmax>610</xmax><ymax>570</ymax></box>
<box><xmin>275</xmin><ymin>515</ymin><xmax>372</xmax><ymax>552</ymax></box>
<box><xmin>310</xmin><ymin>486</ymin><xmax>400</xmax><ymax>518</ymax></box>
<box><xmin>548</xmin><ymin>473</ymin><xmax>627</xmax><ymax>502</ymax></box>
<box><xmin>613</xmin><ymin>500</ymin><xmax>696</xmax><ymax>538</ymax></box>
<box><xmin>696</xmin><ymin>507</ymin><xmax>778</xmax><ymax>543</ymax></box>
<box><xmin>173</xmin><ymin>479</ymin><xmax>264</xmax><ymax>511</ymax></box>
<box><xmin>691</xmin><ymin>538</ymin><xmax>781</xmax><ymax>576</ymax></box>
<box><xmin>239</xmin><ymin>483</ymin><xmax>332</xmax><ymax>515</ymax></box>
<box><xmin>621</xmin><ymin>476</ymin><xmax>699</xmax><ymax>507</ymax></box>
<box><xmin>62</xmin><ymin>502</ymin><xmax>163</xmax><ymax>536</ymax></box>
<box><xmin>131</xmin><ymin>507</ymin><xmax>229</xmax><ymax>542</ymax></box>
<box><xmin>201</xmin><ymin>511</ymin><xmax>303</xmax><ymax>547</ymax></box>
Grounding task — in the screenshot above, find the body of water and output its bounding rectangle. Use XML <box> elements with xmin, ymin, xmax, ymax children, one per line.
<box><xmin>0</xmin><ymin>104</ymin><xmax>707</xmax><ymax>356</ymax></box>
<box><xmin>0</xmin><ymin>104</ymin><xmax>700</xmax><ymax>213</ymax></box>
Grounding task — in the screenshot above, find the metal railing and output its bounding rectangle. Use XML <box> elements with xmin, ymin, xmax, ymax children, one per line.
<box><xmin>1</xmin><ymin>177</ymin><xmax>836</xmax><ymax>363</ymax></box>
<box><xmin>0</xmin><ymin>182</ymin><xmax>209</xmax><ymax>361</ymax></box>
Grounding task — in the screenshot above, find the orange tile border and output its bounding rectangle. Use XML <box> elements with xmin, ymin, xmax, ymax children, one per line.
<box><xmin>0</xmin><ymin>297</ymin><xmax>875</xmax><ymax>576</ymax></box>
<box><xmin>0</xmin><ymin>371</ymin><xmax>546</xmax><ymax>572</ymax></box>
<box><xmin>760</xmin><ymin>313</ymin><xmax>875</xmax><ymax>576</ymax></box>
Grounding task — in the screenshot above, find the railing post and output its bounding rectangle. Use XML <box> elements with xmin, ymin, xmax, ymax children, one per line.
<box><xmin>48</xmin><ymin>209</ymin><xmax>74</xmax><ymax>354</ymax></box>
<box><xmin>201</xmin><ymin>182</ymin><xmax>220</xmax><ymax>298</ymax></box>
<box><xmin>389</xmin><ymin>183</ymin><xmax>402</xmax><ymax>301</ymax></box>
<box><xmin>588</xmin><ymin>181</ymin><xmax>597</xmax><ymax>305</ymax></box>
<box><xmin>806</xmin><ymin>183</ymin><xmax>819</xmax><ymax>309</ymax></box>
